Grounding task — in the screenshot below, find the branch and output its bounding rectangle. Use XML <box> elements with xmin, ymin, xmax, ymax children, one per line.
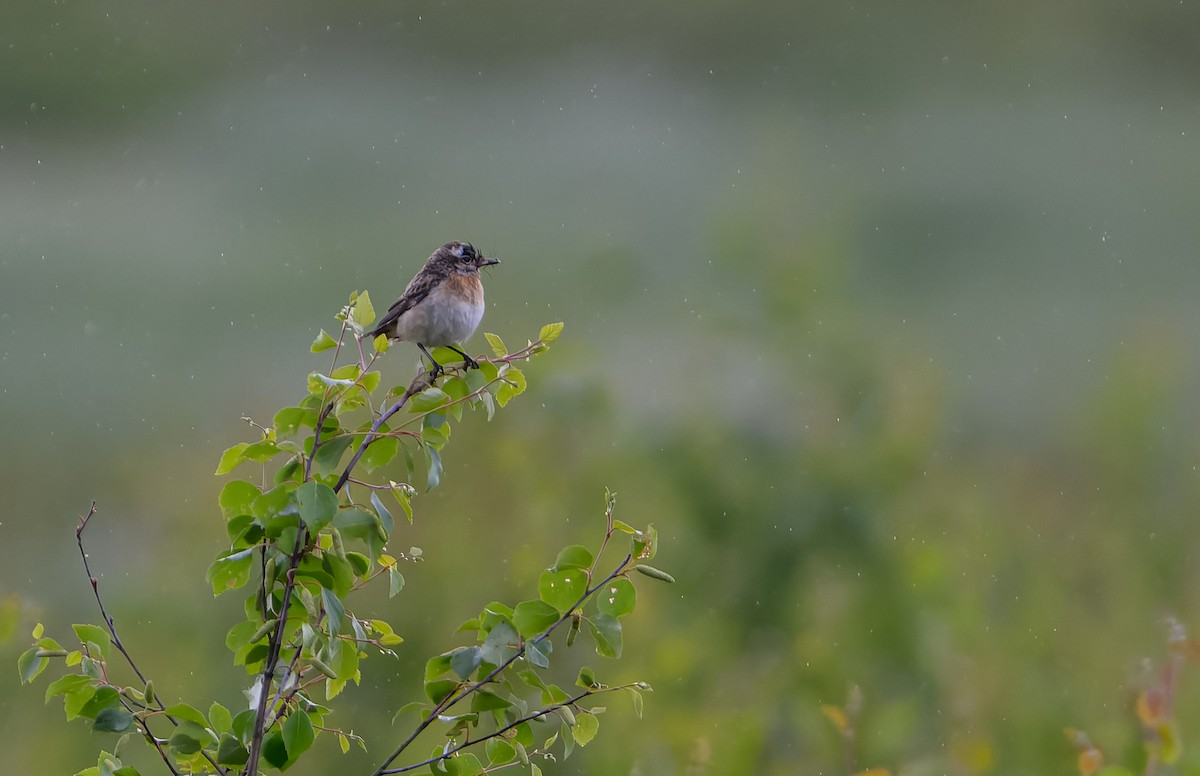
<box><xmin>334</xmin><ymin>342</ymin><xmax>549</xmax><ymax>495</ymax></box>
<box><xmin>380</xmin><ymin>689</ymin><xmax>594</xmax><ymax>775</ymax></box>
<box><xmin>244</xmin><ymin>399</ymin><xmax>337</xmax><ymax>775</ymax></box>
<box><xmin>334</xmin><ymin>372</ymin><xmax>430</xmax><ymax>493</ymax></box>
<box><xmin>370</xmin><ymin>553</ymin><xmax>634</xmax><ymax>776</ymax></box>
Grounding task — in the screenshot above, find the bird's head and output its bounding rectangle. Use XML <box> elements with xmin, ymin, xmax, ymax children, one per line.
<box><xmin>433</xmin><ymin>241</ymin><xmax>501</xmax><ymax>272</ymax></box>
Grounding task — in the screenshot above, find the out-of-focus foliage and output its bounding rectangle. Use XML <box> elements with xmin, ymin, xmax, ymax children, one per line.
<box><xmin>4</xmin><ymin>1</ymin><xmax>1200</xmax><ymax>774</ymax></box>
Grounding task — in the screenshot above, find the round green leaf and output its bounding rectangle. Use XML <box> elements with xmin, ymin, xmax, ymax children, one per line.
<box><xmin>93</xmin><ymin>706</ymin><xmax>134</xmax><ymax>733</ymax></box>
<box><xmin>573</xmin><ymin>711</ymin><xmax>599</xmax><ymax>747</ymax></box>
<box><xmin>553</xmin><ymin>545</ymin><xmax>593</xmax><ymax>570</ymax></box>
<box><xmin>538</xmin><ymin>569</ymin><xmax>587</xmax><ymax>614</ymax></box>
<box><xmin>595</xmin><ymin>578</ymin><xmax>636</xmax><ymax>618</ymax></box>
<box><xmin>282</xmin><ymin>710</ymin><xmax>315</xmax><ymax>762</ymax></box>
<box><xmin>512</xmin><ymin>600</ymin><xmax>560</xmax><ymax>638</ymax></box>
<box><xmin>295</xmin><ymin>480</ymin><xmax>338</xmax><ymax>531</ymax></box>
<box><xmin>587</xmin><ymin>614</ymin><xmax>623</xmax><ymax>659</ymax></box>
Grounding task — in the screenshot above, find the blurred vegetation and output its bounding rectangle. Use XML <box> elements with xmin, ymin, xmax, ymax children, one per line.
<box><xmin>4</xmin><ymin>1</ymin><xmax>1200</xmax><ymax>774</ymax></box>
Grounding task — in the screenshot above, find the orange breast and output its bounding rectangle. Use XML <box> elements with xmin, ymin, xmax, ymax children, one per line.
<box><xmin>445</xmin><ymin>272</ymin><xmax>485</xmax><ymax>305</ymax></box>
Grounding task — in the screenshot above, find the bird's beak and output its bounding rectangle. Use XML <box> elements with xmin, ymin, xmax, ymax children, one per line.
<box><xmin>481</xmin><ymin>256</ymin><xmax>501</xmax><ymax>267</ymax></box>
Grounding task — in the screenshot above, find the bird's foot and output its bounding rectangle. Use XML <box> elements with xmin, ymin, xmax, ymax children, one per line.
<box><xmin>461</xmin><ymin>355</ymin><xmax>480</xmax><ymax>370</ymax></box>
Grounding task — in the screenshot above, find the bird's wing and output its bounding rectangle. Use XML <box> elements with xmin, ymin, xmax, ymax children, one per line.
<box><xmin>369</xmin><ymin>269</ymin><xmax>437</xmax><ymax>337</ymax></box>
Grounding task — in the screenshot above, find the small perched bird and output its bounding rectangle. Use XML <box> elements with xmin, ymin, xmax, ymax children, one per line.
<box><xmin>369</xmin><ymin>241</ymin><xmax>501</xmax><ymax>378</ymax></box>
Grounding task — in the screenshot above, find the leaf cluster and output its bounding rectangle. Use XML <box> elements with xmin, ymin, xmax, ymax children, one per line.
<box><xmin>18</xmin><ymin>297</ymin><xmax>671</xmax><ymax>776</ymax></box>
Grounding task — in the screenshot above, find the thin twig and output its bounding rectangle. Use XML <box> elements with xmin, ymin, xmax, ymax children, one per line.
<box><xmin>334</xmin><ymin>374</ymin><xmax>430</xmax><ymax>493</ymax></box>
<box><xmin>76</xmin><ymin>503</ymin><xmax>228</xmax><ymax>776</ymax></box>
<box><xmin>370</xmin><ymin>553</ymin><xmax>633</xmax><ymax>776</ymax></box>
<box><xmin>380</xmin><ymin>689</ymin><xmax>594</xmax><ymax>775</ymax></box>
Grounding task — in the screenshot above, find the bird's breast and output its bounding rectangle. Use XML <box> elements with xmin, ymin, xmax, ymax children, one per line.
<box><xmin>391</xmin><ymin>275</ymin><xmax>485</xmax><ymax>346</ymax></box>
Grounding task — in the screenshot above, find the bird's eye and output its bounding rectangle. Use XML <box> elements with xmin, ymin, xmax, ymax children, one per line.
<box><xmin>458</xmin><ymin>243</ymin><xmax>475</xmax><ymax>259</ymax></box>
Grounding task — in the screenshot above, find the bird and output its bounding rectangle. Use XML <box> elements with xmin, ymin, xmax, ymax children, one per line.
<box><xmin>368</xmin><ymin>241</ymin><xmax>501</xmax><ymax>378</ymax></box>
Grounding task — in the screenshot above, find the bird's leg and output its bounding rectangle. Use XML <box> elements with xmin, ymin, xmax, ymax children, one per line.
<box><xmin>418</xmin><ymin>343</ymin><xmax>445</xmax><ymax>381</ymax></box>
<box><xmin>447</xmin><ymin>345</ymin><xmax>479</xmax><ymax>370</ymax></box>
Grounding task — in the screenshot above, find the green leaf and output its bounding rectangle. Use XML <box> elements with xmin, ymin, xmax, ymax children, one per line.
<box><xmin>426</xmin><ymin>447</ymin><xmax>443</xmax><ymax>491</ymax></box>
<box><xmin>208</xmin><ymin>702</ymin><xmax>233</xmax><ymax>734</ymax></box>
<box><xmin>518</xmin><ymin>670</ymin><xmax>547</xmax><ymax>691</ymax></box>
<box><xmin>388</xmin><ymin>567</ymin><xmax>405</xmax><ymax>598</ymax></box>
<box><xmin>512</xmin><ymin>600</ymin><xmax>560</xmax><ymax>638</ymax></box>
<box><xmin>422</xmin><ymin>412</ymin><xmax>450</xmax><ymax>449</ymax></box>
<box><xmin>351</xmin><ymin>290</ymin><xmax>376</xmax><ymax>328</ymax></box>
<box><xmin>361</xmin><ymin>436</ymin><xmax>400</xmax><ymax>473</ymax></box>
<box><xmin>93</xmin><ymin>707</ymin><xmax>134</xmax><ymax>734</ymax></box>
<box><xmin>454</xmin><ymin>753</ymin><xmax>483</xmax><ymax>776</ymax></box>
<box><xmin>333</xmin><ymin>507</ymin><xmax>379</xmax><ymax>539</ymax></box>
<box><xmin>424</xmin><ymin>679</ymin><xmax>458</xmax><ymax>704</ymax></box>
<box><xmin>263</xmin><ymin>731</ymin><xmax>288</xmax><ymax>768</ymax></box>
<box><xmin>450</xmin><ymin>646</ymin><xmax>482</xmax><ymax>680</ymax></box>
<box><xmin>322</xmin><ymin>588</ymin><xmax>345</xmax><ymax>635</ymax></box>
<box><xmin>426</xmin><ymin>652</ymin><xmax>454</xmax><ymax>682</ymax></box>
<box><xmin>411</xmin><ymin>387</ymin><xmax>449</xmax><ymax>413</ymax></box>
<box><xmin>527</xmin><ymin>638</ymin><xmax>551</xmax><ymax>669</ymax></box>
<box><xmin>346</xmin><ymin>551</ymin><xmax>371</xmax><ymax>576</ymax></box>
<box><xmin>73</xmin><ymin>624</ymin><xmax>111</xmax><ymax>659</ymax></box>
<box><xmin>219</xmin><ymin>480</ymin><xmax>261</xmax><ymax>520</ymax></box>
<box><xmin>611</xmin><ymin>519</ymin><xmax>637</xmax><ymax>535</ymax></box>
<box><xmin>274</xmin><ymin>406</ymin><xmax>318</xmax><ymax>436</ymax></box>
<box><xmin>372</xmin><ymin>333</ymin><xmax>390</xmax><ymax>353</ymax></box>
<box><xmin>253</xmin><ymin>484</ymin><xmax>294</xmax><ymax>520</ymax></box>
<box><xmin>596</xmin><ymin>578</ymin><xmax>637</xmax><ymax>618</ymax></box>
<box><xmin>282</xmin><ymin>711</ymin><xmax>315</xmax><ymax>762</ymax></box>
<box><xmin>161</xmin><ymin>703</ymin><xmax>208</xmax><ymax>727</ymax></box>
<box><xmin>169</xmin><ymin>721</ymin><xmax>215</xmax><ymax>755</ymax></box>
<box><xmin>576</xmin><ymin>666</ymin><xmax>599</xmax><ymax>689</ymax></box>
<box><xmin>484</xmin><ymin>738</ymin><xmax>516</xmax><ymax>766</ymax></box>
<box><xmin>311</xmin><ymin>329</ymin><xmax>338</xmax><ymax>352</ymax></box>
<box><xmin>560</xmin><ymin>718</ymin><xmax>575</xmax><ymax>759</ymax></box>
<box><xmin>538</xmin><ymin>568</ymin><xmax>588</xmax><ymax>614</ymax></box>
<box><xmin>391</xmin><ymin>700</ymin><xmax>427</xmax><ymax>725</ymax></box>
<box><xmin>629</xmin><ymin>687</ymin><xmax>644</xmax><ymax>719</ymax></box>
<box><xmin>295</xmin><ymin>480</ymin><xmax>338</xmax><ymax>531</ymax></box>
<box><xmin>17</xmin><ymin>647</ymin><xmax>47</xmax><ymax>684</ymax></box>
<box><xmin>470</xmin><ymin>689</ymin><xmax>513</xmax><ymax>712</ymax></box>
<box><xmin>538</xmin><ymin>322</ymin><xmax>564</xmax><ymax>344</ymax></box>
<box><xmin>312</xmin><ymin>434</ymin><xmax>354</xmax><ymax>475</ymax></box>
<box><xmin>480</xmin><ymin>620</ymin><xmax>519</xmax><ymax>665</ymax></box>
<box><xmin>370</xmin><ymin>491</ymin><xmax>394</xmax><ymax>538</ymax></box>
<box><xmin>633</xmin><ymin>524</ymin><xmax>658</xmax><ymax>560</ymax></box>
<box><xmin>44</xmin><ymin>674</ymin><xmax>92</xmax><ymax>702</ymax></box>
<box><xmin>215</xmin><ymin>443</ymin><xmax>249</xmax><ymax>475</ymax></box>
<box><xmin>207</xmin><ymin>549</ymin><xmax>254</xmax><ymax>595</ymax></box>
<box><xmin>216</xmin><ymin>734</ymin><xmax>250</xmax><ymax>766</ymax></box>
<box><xmin>484</xmin><ymin>332</ymin><xmax>507</xmax><ymax>357</ymax></box>
<box><xmin>241</xmin><ymin>439</ymin><xmax>281</xmax><ymax>462</ymax></box>
<box><xmin>554</xmin><ymin>545</ymin><xmax>594</xmax><ymax>570</ymax></box>
<box><xmin>63</xmin><ymin>683</ymin><xmax>98</xmax><ymax>721</ymax></box>
<box><xmin>573</xmin><ymin>711</ymin><xmax>599</xmax><ymax>746</ymax></box>
<box><xmin>587</xmin><ymin>614</ymin><xmax>623</xmax><ymax>658</ymax></box>
<box><xmin>495</xmin><ymin>365</ymin><xmax>526</xmax><ymax>407</ymax></box>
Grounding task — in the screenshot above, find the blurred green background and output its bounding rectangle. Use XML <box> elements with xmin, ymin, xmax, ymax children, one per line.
<box><xmin>4</xmin><ymin>1</ymin><xmax>1200</xmax><ymax>773</ymax></box>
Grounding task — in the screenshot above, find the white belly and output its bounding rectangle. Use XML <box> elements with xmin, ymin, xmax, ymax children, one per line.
<box><xmin>393</xmin><ymin>282</ymin><xmax>485</xmax><ymax>346</ymax></box>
